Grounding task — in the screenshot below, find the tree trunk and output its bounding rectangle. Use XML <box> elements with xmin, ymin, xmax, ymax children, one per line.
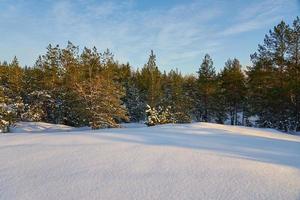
<box><xmin>230</xmin><ymin>110</ymin><xmax>234</xmax><ymax>125</ymax></box>
<box><xmin>234</xmin><ymin>105</ymin><xmax>238</xmax><ymax>125</ymax></box>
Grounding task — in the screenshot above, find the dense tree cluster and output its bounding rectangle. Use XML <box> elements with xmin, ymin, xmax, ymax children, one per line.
<box><xmin>0</xmin><ymin>17</ymin><xmax>299</xmax><ymax>132</ymax></box>
<box><xmin>247</xmin><ymin>17</ymin><xmax>300</xmax><ymax>132</ymax></box>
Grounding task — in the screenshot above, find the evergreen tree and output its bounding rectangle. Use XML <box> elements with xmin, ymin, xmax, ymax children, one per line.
<box><xmin>22</xmin><ymin>91</ymin><xmax>54</xmax><ymax>122</ymax></box>
<box><xmin>1</xmin><ymin>17</ymin><xmax>299</xmax><ymax>132</ymax></box>
<box><xmin>196</xmin><ymin>54</ymin><xmax>217</xmax><ymax>122</ymax></box>
<box><xmin>37</xmin><ymin>44</ymin><xmax>62</xmax><ymax>90</ymax></box>
<box><xmin>124</xmin><ymin>83</ymin><xmax>146</xmax><ymax>122</ymax></box>
<box><xmin>220</xmin><ymin>59</ymin><xmax>246</xmax><ymax>125</ymax></box>
<box><xmin>145</xmin><ymin>105</ymin><xmax>159</xmax><ymax>126</ymax></box>
<box><xmin>213</xmin><ymin>74</ymin><xmax>227</xmax><ymax>124</ymax></box>
<box><xmin>23</xmin><ymin>67</ymin><xmax>44</xmax><ymax>94</ymax></box>
<box><xmin>286</xmin><ymin>17</ymin><xmax>300</xmax><ymax>131</ymax></box>
<box><xmin>162</xmin><ymin>69</ymin><xmax>192</xmax><ymax>123</ymax></box>
<box><xmin>0</xmin><ymin>87</ymin><xmax>10</xmax><ymax>132</ymax></box>
<box><xmin>7</xmin><ymin>56</ymin><xmax>24</xmax><ymax>97</ymax></box>
<box><xmin>137</xmin><ymin>50</ymin><xmax>162</xmax><ymax>107</ymax></box>
<box><xmin>33</xmin><ymin>45</ymin><xmax>64</xmax><ymax>123</ymax></box>
<box><xmin>248</xmin><ymin>19</ymin><xmax>299</xmax><ymax>131</ymax></box>
<box><xmin>61</xmin><ymin>41</ymin><xmax>81</xmax><ymax>85</ymax></box>
<box><xmin>76</xmin><ymin>75</ymin><xmax>128</xmax><ymax>129</ymax></box>
<box><xmin>182</xmin><ymin>75</ymin><xmax>198</xmax><ymax>121</ymax></box>
<box><xmin>145</xmin><ymin>105</ymin><xmax>173</xmax><ymax>126</ymax></box>
<box><xmin>80</xmin><ymin>47</ymin><xmax>102</xmax><ymax>80</ymax></box>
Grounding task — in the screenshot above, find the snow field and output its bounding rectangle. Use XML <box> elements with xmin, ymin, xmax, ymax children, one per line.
<box><xmin>0</xmin><ymin>122</ymin><xmax>300</xmax><ymax>200</ymax></box>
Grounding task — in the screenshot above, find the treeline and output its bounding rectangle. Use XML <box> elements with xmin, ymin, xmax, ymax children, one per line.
<box><xmin>0</xmin><ymin>17</ymin><xmax>299</xmax><ymax>132</ymax></box>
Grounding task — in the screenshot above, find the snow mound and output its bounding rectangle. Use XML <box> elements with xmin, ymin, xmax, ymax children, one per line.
<box><xmin>1</xmin><ymin>122</ymin><xmax>300</xmax><ymax>200</ymax></box>
<box><xmin>11</xmin><ymin>122</ymin><xmax>76</xmax><ymax>133</ymax></box>
<box><xmin>120</xmin><ymin>122</ymin><xmax>146</xmax><ymax>128</ymax></box>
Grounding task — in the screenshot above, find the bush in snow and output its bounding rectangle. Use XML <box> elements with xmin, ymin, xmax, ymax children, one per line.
<box><xmin>145</xmin><ymin>105</ymin><xmax>175</xmax><ymax>126</ymax></box>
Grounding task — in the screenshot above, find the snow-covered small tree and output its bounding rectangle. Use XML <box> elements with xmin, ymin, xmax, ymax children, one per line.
<box><xmin>0</xmin><ymin>119</ymin><xmax>9</xmax><ymax>133</ymax></box>
<box><xmin>12</xmin><ymin>96</ymin><xmax>25</xmax><ymax>121</ymax></box>
<box><xmin>22</xmin><ymin>104</ymin><xmax>45</xmax><ymax>122</ymax></box>
<box><xmin>0</xmin><ymin>99</ymin><xmax>11</xmax><ymax>133</ymax></box>
<box><xmin>145</xmin><ymin>105</ymin><xmax>175</xmax><ymax>126</ymax></box>
<box><xmin>158</xmin><ymin>106</ymin><xmax>174</xmax><ymax>124</ymax></box>
<box><xmin>145</xmin><ymin>105</ymin><xmax>160</xmax><ymax>126</ymax></box>
<box><xmin>0</xmin><ymin>87</ymin><xmax>17</xmax><ymax>133</ymax></box>
<box><xmin>22</xmin><ymin>91</ymin><xmax>53</xmax><ymax>122</ymax></box>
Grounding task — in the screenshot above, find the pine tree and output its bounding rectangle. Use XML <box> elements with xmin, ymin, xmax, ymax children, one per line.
<box><xmin>161</xmin><ymin>69</ymin><xmax>192</xmax><ymax>123</ymax></box>
<box><xmin>137</xmin><ymin>50</ymin><xmax>162</xmax><ymax>107</ymax></box>
<box><xmin>76</xmin><ymin>75</ymin><xmax>128</xmax><ymax>129</ymax></box>
<box><xmin>37</xmin><ymin>44</ymin><xmax>62</xmax><ymax>90</ymax></box>
<box><xmin>23</xmin><ymin>67</ymin><xmax>44</xmax><ymax>94</ymax></box>
<box><xmin>33</xmin><ymin>44</ymin><xmax>64</xmax><ymax>123</ymax></box>
<box><xmin>196</xmin><ymin>54</ymin><xmax>217</xmax><ymax>122</ymax></box>
<box><xmin>4</xmin><ymin>57</ymin><xmax>25</xmax><ymax>120</ymax></box>
<box><xmin>248</xmin><ymin>19</ymin><xmax>297</xmax><ymax>131</ymax></box>
<box><xmin>124</xmin><ymin>83</ymin><xmax>146</xmax><ymax>122</ymax></box>
<box><xmin>220</xmin><ymin>59</ymin><xmax>246</xmax><ymax>125</ymax></box>
<box><xmin>286</xmin><ymin>17</ymin><xmax>300</xmax><ymax>131</ymax></box>
<box><xmin>61</xmin><ymin>41</ymin><xmax>81</xmax><ymax>85</ymax></box>
<box><xmin>213</xmin><ymin>74</ymin><xmax>227</xmax><ymax>124</ymax></box>
<box><xmin>80</xmin><ymin>47</ymin><xmax>102</xmax><ymax>81</ymax></box>
<box><xmin>7</xmin><ymin>56</ymin><xmax>24</xmax><ymax>97</ymax></box>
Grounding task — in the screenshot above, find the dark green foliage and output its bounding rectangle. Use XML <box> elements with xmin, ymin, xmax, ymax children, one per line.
<box><xmin>220</xmin><ymin>59</ymin><xmax>247</xmax><ymax>125</ymax></box>
<box><xmin>161</xmin><ymin>69</ymin><xmax>192</xmax><ymax>123</ymax></box>
<box><xmin>248</xmin><ymin>17</ymin><xmax>300</xmax><ymax>132</ymax></box>
<box><xmin>136</xmin><ymin>50</ymin><xmax>162</xmax><ymax>107</ymax></box>
<box><xmin>124</xmin><ymin>83</ymin><xmax>146</xmax><ymax>122</ymax></box>
<box><xmin>196</xmin><ymin>54</ymin><xmax>217</xmax><ymax>122</ymax></box>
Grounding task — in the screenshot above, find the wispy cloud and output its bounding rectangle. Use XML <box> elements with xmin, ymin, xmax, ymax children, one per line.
<box><xmin>221</xmin><ymin>0</ymin><xmax>296</xmax><ymax>36</ymax></box>
<box><xmin>42</xmin><ymin>0</ymin><xmax>224</xmax><ymax>69</ymax></box>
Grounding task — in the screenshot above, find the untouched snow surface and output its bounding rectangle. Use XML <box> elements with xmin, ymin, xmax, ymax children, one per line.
<box><xmin>11</xmin><ymin>122</ymin><xmax>90</xmax><ymax>133</ymax></box>
<box><xmin>1</xmin><ymin>122</ymin><xmax>300</xmax><ymax>200</ymax></box>
<box><xmin>11</xmin><ymin>122</ymin><xmax>76</xmax><ymax>133</ymax></box>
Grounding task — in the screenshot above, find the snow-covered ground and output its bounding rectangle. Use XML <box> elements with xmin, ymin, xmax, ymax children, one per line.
<box><xmin>11</xmin><ymin>122</ymin><xmax>77</xmax><ymax>133</ymax></box>
<box><xmin>1</xmin><ymin>122</ymin><xmax>300</xmax><ymax>200</ymax></box>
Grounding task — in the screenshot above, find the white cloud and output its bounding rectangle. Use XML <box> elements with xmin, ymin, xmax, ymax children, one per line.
<box><xmin>221</xmin><ymin>0</ymin><xmax>296</xmax><ymax>36</ymax></box>
<box><xmin>41</xmin><ymin>0</ymin><xmax>223</xmax><ymax>69</ymax></box>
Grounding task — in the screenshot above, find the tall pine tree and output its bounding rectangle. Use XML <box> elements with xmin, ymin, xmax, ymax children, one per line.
<box><xmin>196</xmin><ymin>54</ymin><xmax>217</xmax><ymax>122</ymax></box>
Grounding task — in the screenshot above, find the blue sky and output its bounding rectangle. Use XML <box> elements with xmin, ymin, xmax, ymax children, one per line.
<box><xmin>0</xmin><ymin>0</ymin><xmax>299</xmax><ymax>73</ymax></box>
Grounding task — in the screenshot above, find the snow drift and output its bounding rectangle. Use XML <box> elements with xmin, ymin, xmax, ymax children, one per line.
<box><xmin>0</xmin><ymin>122</ymin><xmax>300</xmax><ymax>200</ymax></box>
